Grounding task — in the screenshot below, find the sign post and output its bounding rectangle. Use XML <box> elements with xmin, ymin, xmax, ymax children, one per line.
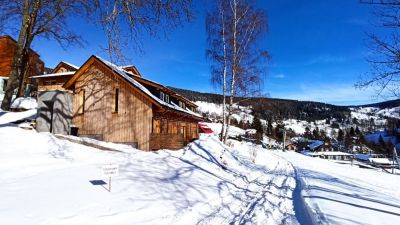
<box><xmin>102</xmin><ymin>164</ymin><xmax>119</xmax><ymax>192</ymax></box>
<box><xmin>393</xmin><ymin>147</ymin><xmax>400</xmax><ymax>174</ymax></box>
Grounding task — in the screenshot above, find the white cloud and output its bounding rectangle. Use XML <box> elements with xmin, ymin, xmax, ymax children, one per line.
<box><xmin>272</xmin><ymin>73</ymin><xmax>285</xmax><ymax>79</ymax></box>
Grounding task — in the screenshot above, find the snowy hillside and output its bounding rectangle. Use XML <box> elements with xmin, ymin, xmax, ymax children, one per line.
<box><xmin>351</xmin><ymin>106</ymin><xmax>400</xmax><ymax>120</ymax></box>
<box><xmin>196</xmin><ymin>101</ymin><xmax>254</xmax><ymax>124</ymax></box>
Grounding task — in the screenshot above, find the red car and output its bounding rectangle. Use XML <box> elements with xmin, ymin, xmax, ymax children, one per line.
<box><xmin>198</xmin><ymin>123</ymin><xmax>214</xmax><ymax>134</ymax></box>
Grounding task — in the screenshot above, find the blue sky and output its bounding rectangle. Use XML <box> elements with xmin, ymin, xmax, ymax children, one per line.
<box><xmin>27</xmin><ymin>0</ymin><xmax>390</xmax><ymax>105</ymax></box>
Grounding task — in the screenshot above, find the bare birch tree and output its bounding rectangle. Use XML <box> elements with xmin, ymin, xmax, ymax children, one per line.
<box><xmin>206</xmin><ymin>0</ymin><xmax>269</xmax><ymax>143</ymax></box>
<box><xmin>206</xmin><ymin>1</ymin><xmax>228</xmax><ymax>141</ymax></box>
<box><xmin>357</xmin><ymin>0</ymin><xmax>400</xmax><ymax>97</ymax></box>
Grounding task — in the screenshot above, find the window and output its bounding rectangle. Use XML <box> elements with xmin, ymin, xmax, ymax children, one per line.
<box><xmin>165</xmin><ymin>94</ymin><xmax>170</xmax><ymax>103</ymax></box>
<box><xmin>160</xmin><ymin>91</ymin><xmax>165</xmax><ymax>101</ymax></box>
<box><xmin>78</xmin><ymin>89</ymin><xmax>85</xmax><ymax>114</ymax></box>
<box><xmin>2</xmin><ymin>79</ymin><xmax>7</xmax><ymax>92</ymax></box>
<box><xmin>160</xmin><ymin>91</ymin><xmax>169</xmax><ymax>103</ymax></box>
<box><xmin>113</xmin><ymin>88</ymin><xmax>119</xmax><ymax>113</ymax></box>
<box><xmin>179</xmin><ymin>101</ymin><xmax>186</xmax><ymax>109</ymax></box>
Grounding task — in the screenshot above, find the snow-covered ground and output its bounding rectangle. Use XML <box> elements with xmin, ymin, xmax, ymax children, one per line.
<box><xmin>10</xmin><ymin>97</ymin><xmax>38</xmax><ymax>109</ymax></box>
<box><xmin>0</xmin><ymin>126</ymin><xmax>297</xmax><ymax>225</ymax></box>
<box><xmin>204</xmin><ymin>122</ymin><xmax>246</xmax><ymax>137</ymax></box>
<box><xmin>0</xmin><ymin>109</ymin><xmax>36</xmax><ymax>125</ymax></box>
<box><xmin>351</xmin><ymin>106</ymin><xmax>400</xmax><ymax>120</ymax></box>
<box><xmin>275</xmin><ymin>151</ymin><xmax>400</xmax><ymax>225</ymax></box>
<box><xmin>1</xmin><ymin>108</ymin><xmax>400</xmax><ymax>225</ymax></box>
<box><xmin>195</xmin><ymin>101</ymin><xmax>254</xmax><ymax>124</ymax></box>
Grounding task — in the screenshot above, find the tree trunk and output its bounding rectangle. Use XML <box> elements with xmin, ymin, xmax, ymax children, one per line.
<box><xmin>223</xmin><ymin>0</ymin><xmax>238</xmax><ymax>143</ymax></box>
<box><xmin>17</xmin><ymin>0</ymin><xmax>40</xmax><ymax>97</ymax></box>
<box><xmin>1</xmin><ymin>0</ymin><xmax>30</xmax><ymax>110</ymax></box>
<box><xmin>220</xmin><ymin>5</ymin><xmax>227</xmax><ymax>142</ymax></box>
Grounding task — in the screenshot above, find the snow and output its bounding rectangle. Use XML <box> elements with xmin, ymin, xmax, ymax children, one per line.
<box><xmin>0</xmin><ymin>125</ymin><xmax>298</xmax><ymax>225</ymax></box>
<box><xmin>61</xmin><ymin>61</ymin><xmax>79</xmax><ymax>70</ymax></box>
<box><xmin>0</xmin><ymin>109</ymin><xmax>36</xmax><ymax>125</ymax></box>
<box><xmin>1</xmin><ymin>115</ymin><xmax>400</xmax><ymax>224</ymax></box>
<box><xmin>204</xmin><ymin>122</ymin><xmax>246</xmax><ymax>137</ymax></box>
<box><xmin>10</xmin><ymin>97</ymin><xmax>37</xmax><ymax>109</ymax></box>
<box><xmin>275</xmin><ymin>151</ymin><xmax>400</xmax><ymax>225</ymax></box>
<box><xmin>308</xmin><ymin>140</ymin><xmax>324</xmax><ymax>150</ymax></box>
<box><xmin>31</xmin><ymin>71</ymin><xmax>75</xmax><ymax>78</ymax></box>
<box><xmin>195</xmin><ymin>101</ymin><xmax>254</xmax><ymax>123</ymax></box>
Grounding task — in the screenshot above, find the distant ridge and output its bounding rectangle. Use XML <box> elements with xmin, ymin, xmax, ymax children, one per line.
<box><xmin>169</xmin><ymin>86</ymin><xmax>399</xmax><ymax>108</ymax></box>
<box><xmin>169</xmin><ymin>86</ymin><xmax>400</xmax><ymax>121</ymax></box>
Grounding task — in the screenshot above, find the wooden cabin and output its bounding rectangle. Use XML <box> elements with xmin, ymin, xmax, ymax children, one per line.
<box><xmin>32</xmin><ymin>61</ymin><xmax>78</xmax><ymax>92</ymax></box>
<box><xmin>63</xmin><ymin>55</ymin><xmax>203</xmax><ymax>151</ymax></box>
<box><xmin>0</xmin><ymin>35</ymin><xmax>44</xmax><ymax>94</ymax></box>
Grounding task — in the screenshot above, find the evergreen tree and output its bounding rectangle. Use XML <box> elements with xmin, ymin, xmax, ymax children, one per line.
<box><xmin>378</xmin><ymin>134</ymin><xmax>386</xmax><ymax>153</ymax></box>
<box><xmin>304</xmin><ymin>127</ymin><xmax>312</xmax><ymax>139</ymax></box>
<box><xmin>345</xmin><ymin>132</ymin><xmax>353</xmax><ymax>149</ymax></box>
<box><xmin>350</xmin><ymin>127</ymin><xmax>356</xmax><ymax>137</ymax></box>
<box><xmin>355</xmin><ymin>126</ymin><xmax>361</xmax><ymax>135</ymax></box>
<box><xmin>251</xmin><ymin>116</ymin><xmax>263</xmax><ymax>142</ymax></box>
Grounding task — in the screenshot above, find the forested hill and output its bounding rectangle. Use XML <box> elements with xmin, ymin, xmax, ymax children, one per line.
<box><xmin>358</xmin><ymin>99</ymin><xmax>400</xmax><ymax>109</ymax></box>
<box><xmin>169</xmin><ymin>87</ymin><xmax>400</xmax><ymax>122</ymax></box>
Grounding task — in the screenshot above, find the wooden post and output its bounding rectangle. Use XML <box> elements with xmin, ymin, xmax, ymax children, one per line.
<box><xmin>109</xmin><ymin>177</ymin><xmax>111</xmax><ymax>192</ymax></box>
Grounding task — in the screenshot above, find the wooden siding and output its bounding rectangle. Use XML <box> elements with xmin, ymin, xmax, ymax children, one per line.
<box><xmin>72</xmin><ymin>63</ymin><xmax>153</xmax><ymax>150</ymax></box>
<box><xmin>52</xmin><ymin>62</ymin><xmax>77</xmax><ymax>73</ymax></box>
<box><xmin>150</xmin><ymin>133</ymin><xmax>184</xmax><ymax>150</ymax></box>
<box><xmin>0</xmin><ymin>36</ymin><xmax>44</xmax><ymax>77</ymax></box>
<box><xmin>37</xmin><ymin>75</ymin><xmax>72</xmax><ymax>91</ymax></box>
<box><xmin>152</xmin><ymin>112</ymin><xmax>199</xmax><ymax>149</ymax></box>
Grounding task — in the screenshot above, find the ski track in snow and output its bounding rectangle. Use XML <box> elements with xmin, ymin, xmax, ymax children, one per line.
<box><xmin>275</xmin><ymin>151</ymin><xmax>400</xmax><ymax>225</ymax></box>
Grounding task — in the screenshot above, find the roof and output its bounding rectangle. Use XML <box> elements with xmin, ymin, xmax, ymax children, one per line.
<box><xmin>60</xmin><ymin>61</ymin><xmax>79</xmax><ymax>70</ymax></box>
<box><xmin>125</xmin><ymin>72</ymin><xmax>197</xmax><ymax>108</ymax></box>
<box><xmin>52</xmin><ymin>61</ymin><xmax>79</xmax><ymax>73</ymax></box>
<box><xmin>64</xmin><ymin>55</ymin><xmax>203</xmax><ymax>120</ymax></box>
<box><xmin>31</xmin><ymin>71</ymin><xmax>75</xmax><ymax>78</ymax></box>
<box><xmin>308</xmin><ymin>140</ymin><xmax>325</xmax><ymax>150</ymax></box>
<box><xmin>0</xmin><ymin>35</ymin><xmax>40</xmax><ymax>57</ymax></box>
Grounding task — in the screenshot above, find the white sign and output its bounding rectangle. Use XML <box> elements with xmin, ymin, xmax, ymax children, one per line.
<box><xmin>102</xmin><ymin>164</ymin><xmax>119</xmax><ymax>177</ymax></box>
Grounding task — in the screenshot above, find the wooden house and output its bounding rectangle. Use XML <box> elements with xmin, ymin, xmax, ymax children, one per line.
<box><xmin>32</xmin><ymin>61</ymin><xmax>78</xmax><ymax>92</ymax></box>
<box><xmin>0</xmin><ymin>35</ymin><xmax>44</xmax><ymax>94</ymax></box>
<box><xmin>62</xmin><ymin>55</ymin><xmax>203</xmax><ymax>151</ymax></box>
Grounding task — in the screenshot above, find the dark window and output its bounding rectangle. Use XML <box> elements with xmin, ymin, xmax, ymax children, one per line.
<box><xmin>78</xmin><ymin>89</ymin><xmax>85</xmax><ymax>114</ymax></box>
<box><xmin>114</xmin><ymin>88</ymin><xmax>119</xmax><ymax>113</ymax></box>
<box><xmin>3</xmin><ymin>79</ymin><xmax>8</xmax><ymax>92</ymax></box>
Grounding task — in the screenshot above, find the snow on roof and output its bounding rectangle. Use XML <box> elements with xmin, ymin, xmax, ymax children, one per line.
<box><xmin>369</xmin><ymin>158</ymin><xmax>393</xmax><ymax>165</ymax></box>
<box><xmin>95</xmin><ymin>56</ymin><xmax>202</xmax><ymax>119</ymax></box>
<box><xmin>31</xmin><ymin>71</ymin><xmax>75</xmax><ymax>78</ymax></box>
<box><xmin>60</xmin><ymin>61</ymin><xmax>79</xmax><ymax>69</ymax></box>
<box><xmin>314</xmin><ymin>151</ymin><xmax>353</xmax><ymax>156</ymax></box>
<box><xmin>308</xmin><ymin>140</ymin><xmax>324</xmax><ymax>150</ymax></box>
<box><xmin>10</xmin><ymin>97</ymin><xmax>37</xmax><ymax>110</ymax></box>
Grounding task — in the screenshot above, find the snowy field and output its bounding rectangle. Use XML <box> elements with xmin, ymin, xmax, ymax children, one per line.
<box><xmin>1</xmin><ymin>106</ymin><xmax>400</xmax><ymax>224</ymax></box>
<box><xmin>0</xmin><ymin>126</ymin><xmax>298</xmax><ymax>225</ymax></box>
<box><xmin>1</xmin><ymin>124</ymin><xmax>400</xmax><ymax>224</ymax></box>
